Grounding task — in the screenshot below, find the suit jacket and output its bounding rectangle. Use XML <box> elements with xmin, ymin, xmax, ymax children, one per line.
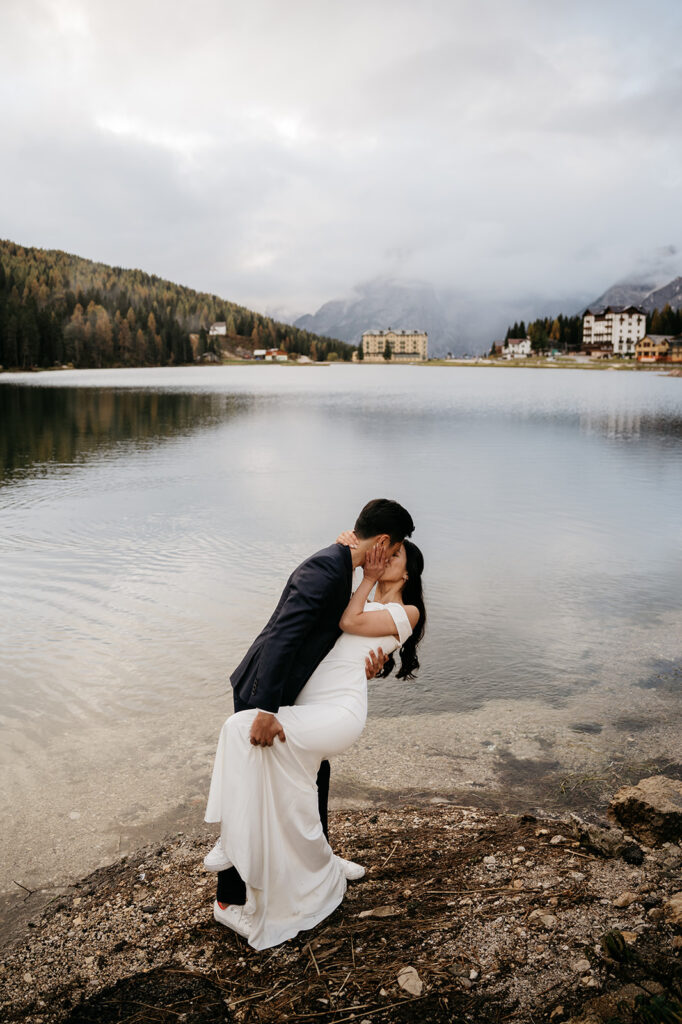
<box><xmin>230</xmin><ymin>543</ymin><xmax>353</xmax><ymax>713</ymax></box>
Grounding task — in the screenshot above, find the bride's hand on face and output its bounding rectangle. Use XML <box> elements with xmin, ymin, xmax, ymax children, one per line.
<box><xmin>362</xmin><ymin>542</ymin><xmax>389</xmax><ymax>583</ymax></box>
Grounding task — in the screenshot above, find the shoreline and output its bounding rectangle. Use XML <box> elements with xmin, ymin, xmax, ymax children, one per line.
<box><xmin>1</xmin><ymin>360</ymin><xmax>678</xmax><ymax>376</ymax></box>
<box><xmin>3</xmin><ymin>670</ymin><xmax>681</xmax><ymax>949</ymax></box>
<box><xmin>2</xmin><ymin>798</ymin><xmax>680</xmax><ymax>1024</ymax></box>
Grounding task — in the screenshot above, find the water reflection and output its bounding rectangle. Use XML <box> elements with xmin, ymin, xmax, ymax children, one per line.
<box><xmin>0</xmin><ymin>386</ymin><xmax>249</xmax><ymax>484</ymax></box>
<box><xmin>0</xmin><ymin>367</ymin><xmax>680</xmax><ymax>733</ymax></box>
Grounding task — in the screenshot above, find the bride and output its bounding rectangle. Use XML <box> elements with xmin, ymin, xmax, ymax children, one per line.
<box><xmin>203</xmin><ymin>537</ymin><xmax>425</xmax><ymax>950</ymax></box>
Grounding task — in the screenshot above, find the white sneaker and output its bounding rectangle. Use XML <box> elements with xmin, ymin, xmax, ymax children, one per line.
<box><xmin>203</xmin><ymin>840</ymin><xmax>232</xmax><ymax>872</ymax></box>
<box><xmin>335</xmin><ymin>855</ymin><xmax>366</xmax><ymax>880</ymax></box>
<box><xmin>213</xmin><ymin>899</ymin><xmax>252</xmax><ymax>938</ymax></box>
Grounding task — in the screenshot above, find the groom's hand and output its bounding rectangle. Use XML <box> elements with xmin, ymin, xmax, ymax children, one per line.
<box><xmin>250</xmin><ymin>711</ymin><xmax>286</xmax><ymax>746</ymax></box>
<box><xmin>365</xmin><ymin>647</ymin><xmax>388</xmax><ymax>680</ymax></box>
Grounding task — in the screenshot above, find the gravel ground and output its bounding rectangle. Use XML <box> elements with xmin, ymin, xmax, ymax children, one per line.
<box><xmin>1</xmin><ymin>803</ymin><xmax>680</xmax><ymax>1024</ymax></box>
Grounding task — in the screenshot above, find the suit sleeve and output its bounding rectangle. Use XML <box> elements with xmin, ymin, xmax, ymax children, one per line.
<box><xmin>252</xmin><ymin>555</ymin><xmax>343</xmax><ymax>713</ymax></box>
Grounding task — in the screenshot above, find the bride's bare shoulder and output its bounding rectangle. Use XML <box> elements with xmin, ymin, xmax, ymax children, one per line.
<box><xmin>404</xmin><ymin>604</ymin><xmax>420</xmax><ymax>629</ymax></box>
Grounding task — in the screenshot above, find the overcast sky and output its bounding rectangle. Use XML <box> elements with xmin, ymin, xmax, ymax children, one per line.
<box><xmin>2</xmin><ymin>0</ymin><xmax>681</xmax><ymax>321</ymax></box>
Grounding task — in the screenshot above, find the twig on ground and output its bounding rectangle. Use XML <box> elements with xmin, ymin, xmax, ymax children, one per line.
<box><xmin>380</xmin><ymin>841</ymin><xmax>400</xmax><ymax>868</ymax></box>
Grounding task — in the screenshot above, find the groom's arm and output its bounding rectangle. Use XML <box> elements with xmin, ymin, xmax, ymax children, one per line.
<box><xmin>250</xmin><ymin>554</ymin><xmax>343</xmax><ymax>716</ymax></box>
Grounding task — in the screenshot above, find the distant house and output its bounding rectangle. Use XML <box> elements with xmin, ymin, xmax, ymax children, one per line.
<box><xmin>264</xmin><ymin>348</ymin><xmax>288</xmax><ymax>362</ymax></box>
<box><xmin>582</xmin><ymin>306</ymin><xmax>645</xmax><ymax>357</ymax></box>
<box><xmin>503</xmin><ymin>338</ymin><xmax>531</xmax><ymax>358</ymax></box>
<box><xmin>253</xmin><ymin>349</ymin><xmax>267</xmax><ymax>360</ymax></box>
<box><xmin>636</xmin><ymin>335</ymin><xmax>673</xmax><ymax>362</ymax></box>
<box><xmin>209</xmin><ymin>322</ymin><xmax>227</xmax><ymax>337</ymax></box>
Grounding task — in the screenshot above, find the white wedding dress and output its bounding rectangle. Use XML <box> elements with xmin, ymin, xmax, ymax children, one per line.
<box><xmin>204</xmin><ymin>600</ymin><xmax>413</xmax><ymax>950</ymax></box>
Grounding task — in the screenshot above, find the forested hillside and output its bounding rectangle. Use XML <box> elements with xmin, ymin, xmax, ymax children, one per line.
<box><xmin>0</xmin><ymin>239</ymin><xmax>354</xmax><ymax>370</ymax></box>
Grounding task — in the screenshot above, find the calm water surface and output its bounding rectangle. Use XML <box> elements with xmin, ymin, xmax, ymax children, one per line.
<box><xmin>1</xmin><ymin>365</ymin><xmax>681</xmax><ymax>754</ymax></box>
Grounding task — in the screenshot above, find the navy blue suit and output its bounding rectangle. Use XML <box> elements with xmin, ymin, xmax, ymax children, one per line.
<box><xmin>217</xmin><ymin>542</ymin><xmax>353</xmax><ymax>905</ymax></box>
<box><xmin>231</xmin><ymin>542</ymin><xmax>354</xmax><ymax>713</ymax></box>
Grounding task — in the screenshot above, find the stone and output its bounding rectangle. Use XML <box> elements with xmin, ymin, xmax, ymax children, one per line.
<box><xmin>608</xmin><ymin>775</ymin><xmax>682</xmax><ymax>846</ymax></box>
<box><xmin>574</xmin><ymin>959</ymin><xmax>591</xmax><ymax>972</ymax></box>
<box><xmin>528</xmin><ymin>909</ymin><xmax>558</xmax><ymax>929</ymax></box>
<box><xmin>612</xmin><ymin>891</ymin><xmax>640</xmax><ymax>908</ymax></box>
<box><xmin>550</xmin><ymin>835</ymin><xmax>567</xmax><ymax>845</ymax></box>
<box><xmin>397</xmin><ymin>966</ymin><xmax>423</xmax><ymax>996</ymax></box>
<box><xmin>663</xmin><ymin>892</ymin><xmax>682</xmax><ymax>926</ymax></box>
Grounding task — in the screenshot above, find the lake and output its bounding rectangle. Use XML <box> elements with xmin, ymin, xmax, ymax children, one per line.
<box><xmin>1</xmin><ymin>365</ymin><xmax>681</xmax><ymax>909</ymax></box>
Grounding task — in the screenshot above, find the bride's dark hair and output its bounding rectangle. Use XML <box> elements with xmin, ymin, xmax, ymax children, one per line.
<box><xmin>379</xmin><ymin>539</ymin><xmax>426</xmax><ymax>680</ymax></box>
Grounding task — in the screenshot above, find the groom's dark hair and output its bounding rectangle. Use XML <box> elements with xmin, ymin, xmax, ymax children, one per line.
<box><xmin>354</xmin><ymin>499</ymin><xmax>414</xmax><ymax>545</ymax></box>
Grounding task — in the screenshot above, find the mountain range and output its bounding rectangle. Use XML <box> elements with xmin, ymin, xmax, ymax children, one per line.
<box><xmin>293</xmin><ymin>272</ymin><xmax>682</xmax><ymax>356</ymax></box>
<box><xmin>588</xmin><ymin>276</ymin><xmax>682</xmax><ymax>314</ymax></box>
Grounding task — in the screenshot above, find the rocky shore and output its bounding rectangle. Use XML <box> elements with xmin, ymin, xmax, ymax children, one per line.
<box><xmin>1</xmin><ymin>776</ymin><xmax>680</xmax><ymax>1024</ymax></box>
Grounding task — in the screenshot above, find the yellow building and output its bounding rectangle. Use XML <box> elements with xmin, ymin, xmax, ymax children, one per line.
<box><xmin>636</xmin><ymin>335</ymin><xmax>671</xmax><ymax>362</ymax></box>
<box><xmin>359</xmin><ymin>328</ymin><xmax>428</xmax><ymax>363</ymax></box>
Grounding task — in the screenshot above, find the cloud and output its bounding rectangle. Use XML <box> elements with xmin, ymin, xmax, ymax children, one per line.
<box><xmin>1</xmin><ymin>0</ymin><xmax>681</xmax><ymax>324</ymax></box>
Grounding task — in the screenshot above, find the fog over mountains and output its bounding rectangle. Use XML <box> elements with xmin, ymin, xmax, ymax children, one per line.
<box><xmin>589</xmin><ymin>276</ymin><xmax>682</xmax><ymax>314</ymax></box>
<box><xmin>293</xmin><ymin>279</ymin><xmax>554</xmax><ymax>357</ymax></box>
<box><xmin>293</xmin><ymin>270</ymin><xmax>682</xmax><ymax>356</ymax></box>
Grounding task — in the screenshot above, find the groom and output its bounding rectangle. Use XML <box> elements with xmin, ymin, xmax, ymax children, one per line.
<box><xmin>214</xmin><ymin>498</ymin><xmax>415</xmax><ymax>909</ymax></box>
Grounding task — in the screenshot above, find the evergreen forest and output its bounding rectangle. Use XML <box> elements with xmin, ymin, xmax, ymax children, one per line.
<box><xmin>0</xmin><ymin>239</ymin><xmax>354</xmax><ymax>370</ymax></box>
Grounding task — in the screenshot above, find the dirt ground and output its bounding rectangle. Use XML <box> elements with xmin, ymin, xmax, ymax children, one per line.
<box><xmin>1</xmin><ymin>802</ymin><xmax>681</xmax><ymax>1024</ymax></box>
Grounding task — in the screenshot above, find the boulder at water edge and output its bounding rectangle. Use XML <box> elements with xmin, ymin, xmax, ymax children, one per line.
<box><xmin>608</xmin><ymin>775</ymin><xmax>682</xmax><ymax>846</ymax></box>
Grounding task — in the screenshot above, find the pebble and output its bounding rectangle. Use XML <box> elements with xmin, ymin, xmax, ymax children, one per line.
<box><xmin>550</xmin><ymin>835</ymin><xmax>567</xmax><ymax>845</ymax></box>
<box><xmin>528</xmin><ymin>910</ymin><xmax>558</xmax><ymax>929</ymax></box>
<box><xmin>397</xmin><ymin>966</ymin><xmax>423</xmax><ymax>996</ymax></box>
<box><xmin>613</xmin><ymin>891</ymin><xmax>639</xmax><ymax>908</ymax></box>
<box><xmin>663</xmin><ymin>893</ymin><xmax>682</xmax><ymax>926</ymax></box>
<box><xmin>574</xmin><ymin>958</ymin><xmax>591</xmax><ymax>972</ymax></box>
